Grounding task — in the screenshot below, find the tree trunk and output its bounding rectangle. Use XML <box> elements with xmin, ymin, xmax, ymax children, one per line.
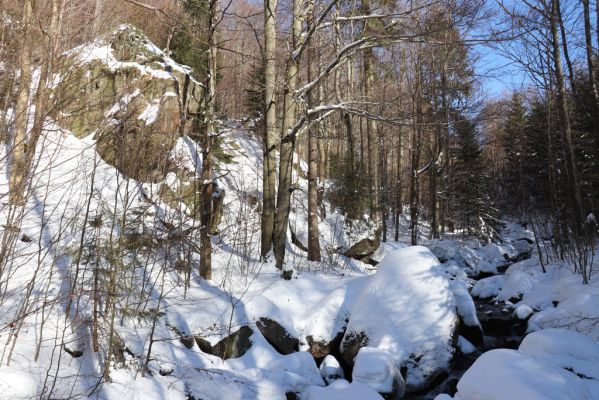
<box><xmin>307</xmin><ymin>8</ymin><xmax>321</xmax><ymax>262</ymax></box>
<box><xmin>261</xmin><ymin>0</ymin><xmax>277</xmax><ymax>259</ymax></box>
<box><xmin>27</xmin><ymin>0</ymin><xmax>62</xmax><ymax>173</ymax></box>
<box><xmin>9</xmin><ymin>0</ymin><xmax>34</xmax><ymax>206</ymax></box>
<box><xmin>199</xmin><ymin>0</ymin><xmax>218</xmax><ymax>280</ymax></box>
<box><xmin>582</xmin><ymin>0</ymin><xmax>599</xmax><ymax>113</ymax></box>
<box><xmin>394</xmin><ymin>127</ymin><xmax>402</xmax><ymax>242</ymax></box>
<box><xmin>409</xmin><ymin>60</ymin><xmax>422</xmax><ymax>245</ymax></box>
<box><xmin>307</xmin><ymin>126</ymin><xmax>321</xmax><ymax>260</ymax></box>
<box><xmin>273</xmin><ymin>0</ymin><xmax>310</xmax><ymax>271</ymax></box>
<box><xmin>549</xmin><ymin>0</ymin><xmax>584</xmax><ymax>231</ymax></box>
<box><xmin>92</xmin><ymin>0</ymin><xmax>103</xmax><ymax>36</ymax></box>
<box><xmin>361</xmin><ymin>0</ymin><xmax>380</xmax><ymax>227</ymax></box>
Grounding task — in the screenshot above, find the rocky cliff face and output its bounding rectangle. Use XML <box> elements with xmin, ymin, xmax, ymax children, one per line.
<box><xmin>56</xmin><ymin>25</ymin><xmax>204</xmax><ymax>182</ymax></box>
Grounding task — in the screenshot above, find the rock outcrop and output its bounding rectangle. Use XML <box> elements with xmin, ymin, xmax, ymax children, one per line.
<box><xmin>56</xmin><ymin>25</ymin><xmax>204</xmax><ymax>182</ymax></box>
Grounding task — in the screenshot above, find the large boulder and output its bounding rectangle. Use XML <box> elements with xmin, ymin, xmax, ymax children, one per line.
<box><xmin>303</xmin><ymin>380</ymin><xmax>385</xmax><ymax>400</ymax></box>
<box><xmin>195</xmin><ymin>326</ymin><xmax>253</xmax><ymax>360</ymax></box>
<box><xmin>256</xmin><ymin>317</ymin><xmax>300</xmax><ymax>355</ymax></box>
<box><xmin>345</xmin><ymin>236</ymin><xmax>380</xmax><ymax>260</ymax></box>
<box><xmin>340</xmin><ymin>246</ymin><xmax>459</xmax><ymax>393</ymax></box>
<box><xmin>56</xmin><ymin>24</ymin><xmax>204</xmax><ymax>182</ymax></box>
<box><xmin>352</xmin><ymin>347</ymin><xmax>406</xmax><ymax>400</ymax></box>
<box><xmin>445</xmin><ymin>349</ymin><xmax>591</xmax><ymax>400</ymax></box>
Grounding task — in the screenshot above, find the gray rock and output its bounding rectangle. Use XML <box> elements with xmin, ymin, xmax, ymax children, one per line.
<box><xmin>345</xmin><ymin>235</ymin><xmax>380</xmax><ymax>259</ymax></box>
<box><xmin>195</xmin><ymin>326</ymin><xmax>253</xmax><ymax>360</ymax></box>
<box><xmin>255</xmin><ymin>317</ymin><xmax>299</xmax><ymax>355</ymax></box>
<box><xmin>55</xmin><ymin>25</ymin><xmax>204</xmax><ymax>182</ymax></box>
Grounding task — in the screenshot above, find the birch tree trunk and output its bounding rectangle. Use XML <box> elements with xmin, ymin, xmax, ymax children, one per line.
<box><xmin>261</xmin><ymin>0</ymin><xmax>278</xmax><ymax>259</ymax></box>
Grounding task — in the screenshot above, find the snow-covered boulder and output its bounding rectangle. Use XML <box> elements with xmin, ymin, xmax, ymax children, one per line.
<box><xmin>528</xmin><ymin>293</ymin><xmax>599</xmax><ymax>340</ymax></box>
<box><xmin>340</xmin><ymin>246</ymin><xmax>458</xmax><ymax>392</ymax></box>
<box><xmin>319</xmin><ymin>355</ymin><xmax>344</xmax><ymax>384</ymax></box>
<box><xmin>302</xmin><ymin>286</ymin><xmax>353</xmax><ymax>360</ymax></box>
<box><xmin>471</xmin><ymin>275</ymin><xmax>504</xmax><ymax>299</ymax></box>
<box><xmin>352</xmin><ymin>347</ymin><xmax>406</xmax><ymax>399</ymax></box>
<box><xmin>303</xmin><ymin>379</ymin><xmax>384</xmax><ymax>400</ymax></box>
<box><xmin>519</xmin><ymin>329</ymin><xmax>599</xmax><ymax>380</ymax></box>
<box><xmin>427</xmin><ymin>240</ymin><xmax>478</xmax><ymax>272</ymax></box>
<box><xmin>450</xmin><ymin>280</ymin><xmax>483</xmax><ymax>347</ymax></box>
<box><xmin>446</xmin><ymin>349</ymin><xmax>591</xmax><ymax>400</ymax></box>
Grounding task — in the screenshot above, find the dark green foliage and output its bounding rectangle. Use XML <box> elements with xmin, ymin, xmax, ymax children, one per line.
<box><xmin>244</xmin><ymin>62</ymin><xmax>265</xmax><ymax>120</ymax></box>
<box><xmin>452</xmin><ymin>114</ymin><xmax>498</xmax><ymax>240</ymax></box>
<box><xmin>328</xmin><ymin>154</ymin><xmax>371</xmax><ymax>220</ymax></box>
<box><xmin>169</xmin><ymin>0</ymin><xmax>209</xmax><ymax>81</ymax></box>
<box><xmin>502</xmin><ymin>92</ymin><xmax>527</xmax><ymax>205</ymax></box>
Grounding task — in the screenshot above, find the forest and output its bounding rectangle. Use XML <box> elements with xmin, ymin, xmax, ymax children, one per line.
<box><xmin>0</xmin><ymin>0</ymin><xmax>598</xmax><ymax>399</ymax></box>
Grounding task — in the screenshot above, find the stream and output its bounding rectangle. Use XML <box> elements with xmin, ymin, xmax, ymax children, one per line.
<box><xmin>404</xmin><ymin>258</ymin><xmax>530</xmax><ymax>399</ymax></box>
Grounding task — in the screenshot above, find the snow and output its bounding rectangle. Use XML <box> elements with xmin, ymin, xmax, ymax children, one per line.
<box><xmin>471</xmin><ymin>275</ymin><xmax>504</xmax><ymax>298</ymax></box>
<box><xmin>303</xmin><ymin>379</ymin><xmax>384</xmax><ymax>400</ymax></box>
<box><xmin>528</xmin><ymin>292</ymin><xmax>599</xmax><ymax>340</ymax></box>
<box><xmin>4</xmin><ymin>21</ymin><xmax>599</xmax><ymax>400</ymax></box>
<box><xmin>449</xmin><ymin>349</ymin><xmax>591</xmax><ymax>400</ymax></box>
<box><xmin>319</xmin><ymin>355</ymin><xmax>343</xmax><ymax>383</ymax></box>
<box><xmin>442</xmin><ymin>328</ymin><xmax>599</xmax><ymax>400</ymax></box>
<box><xmin>514</xmin><ymin>304</ymin><xmax>534</xmax><ymax>319</ymax></box>
<box><xmin>519</xmin><ymin>329</ymin><xmax>599</xmax><ymax>381</ymax></box>
<box><xmin>457</xmin><ymin>336</ymin><xmax>476</xmax><ymax>354</ymax></box>
<box><xmin>341</xmin><ymin>246</ymin><xmax>458</xmax><ymax>390</ymax></box>
<box><xmin>352</xmin><ymin>347</ymin><xmax>405</xmax><ymax>396</ymax></box>
<box><xmin>450</xmin><ymin>279</ymin><xmax>480</xmax><ymax>328</ymax></box>
<box><xmin>138</xmin><ymin>98</ymin><xmax>161</xmax><ymax>125</ymax></box>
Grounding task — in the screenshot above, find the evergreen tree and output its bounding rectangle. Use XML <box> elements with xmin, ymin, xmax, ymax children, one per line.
<box><xmin>502</xmin><ymin>91</ymin><xmax>527</xmax><ymax>209</ymax></box>
<box><xmin>453</xmin><ymin>114</ymin><xmax>498</xmax><ymax>240</ymax></box>
<box><xmin>170</xmin><ymin>0</ymin><xmax>209</xmax><ymax>81</ymax></box>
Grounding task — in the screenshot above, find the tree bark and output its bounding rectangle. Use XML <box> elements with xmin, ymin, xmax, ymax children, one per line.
<box><xmin>199</xmin><ymin>0</ymin><xmax>218</xmax><ymax>280</ymax></box>
<box><xmin>273</xmin><ymin>0</ymin><xmax>311</xmax><ymax>271</ymax></box>
<box><xmin>261</xmin><ymin>0</ymin><xmax>277</xmax><ymax>259</ymax></box>
<box><xmin>582</xmin><ymin>0</ymin><xmax>599</xmax><ymax>113</ymax></box>
<box><xmin>306</xmin><ymin>5</ymin><xmax>321</xmax><ymax>262</ymax></box>
<box><xmin>394</xmin><ymin>127</ymin><xmax>403</xmax><ymax>242</ymax></box>
<box><xmin>307</xmin><ymin>125</ymin><xmax>321</xmax><ymax>260</ymax></box>
<box><xmin>409</xmin><ymin>58</ymin><xmax>423</xmax><ymax>245</ymax></box>
<box><xmin>362</xmin><ymin>0</ymin><xmax>380</xmax><ymax>228</ymax></box>
<box><xmin>9</xmin><ymin>0</ymin><xmax>35</xmax><ymax>206</ymax></box>
<box><xmin>549</xmin><ymin>0</ymin><xmax>584</xmax><ymax>231</ymax></box>
<box><xmin>92</xmin><ymin>0</ymin><xmax>103</xmax><ymax>36</ymax></box>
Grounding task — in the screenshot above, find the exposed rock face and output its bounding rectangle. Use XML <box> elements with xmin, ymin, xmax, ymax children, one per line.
<box><xmin>194</xmin><ymin>326</ymin><xmax>253</xmax><ymax>360</ymax></box>
<box><xmin>56</xmin><ymin>25</ymin><xmax>204</xmax><ymax>182</ymax></box>
<box><xmin>345</xmin><ymin>235</ymin><xmax>380</xmax><ymax>260</ymax></box>
<box><xmin>306</xmin><ymin>331</ymin><xmax>345</xmax><ymax>361</ymax></box>
<box><xmin>256</xmin><ymin>317</ymin><xmax>299</xmax><ymax>355</ymax></box>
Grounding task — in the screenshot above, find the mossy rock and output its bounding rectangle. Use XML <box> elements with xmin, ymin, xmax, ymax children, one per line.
<box><xmin>53</xmin><ymin>25</ymin><xmax>206</xmax><ymax>181</ymax></box>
